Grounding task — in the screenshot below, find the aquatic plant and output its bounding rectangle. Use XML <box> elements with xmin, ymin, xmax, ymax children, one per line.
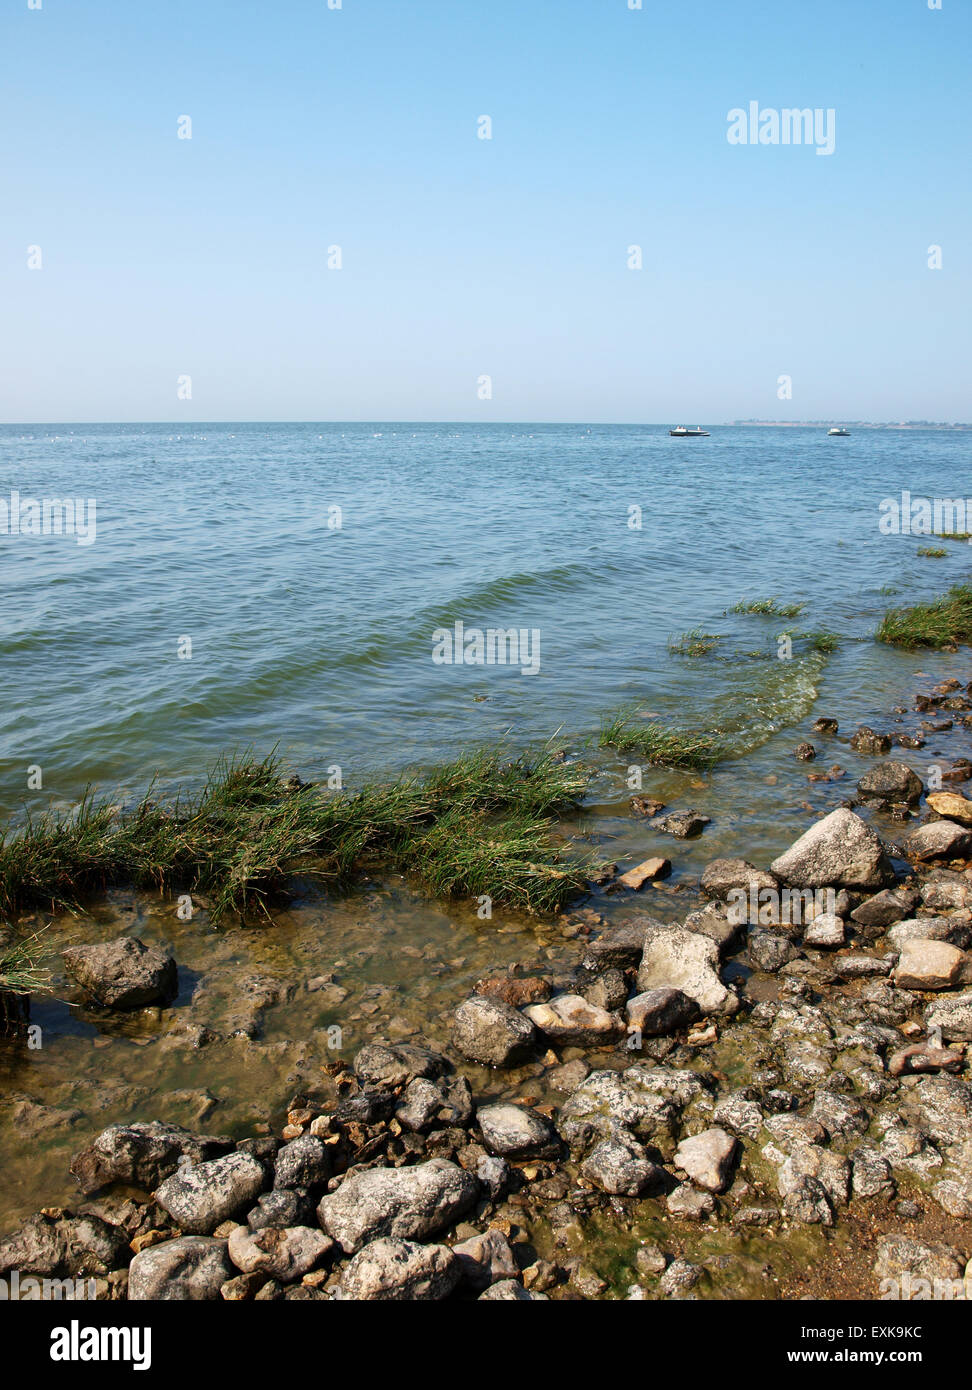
<box><xmin>729</xmin><ymin>597</ymin><xmax>805</xmax><ymax>619</ymax></box>
<box><xmin>597</xmin><ymin>709</ymin><xmax>725</xmax><ymax>769</ymax></box>
<box><xmin>0</xmin><ymin>927</ymin><xmax>52</xmax><ymax>996</ymax></box>
<box><xmin>668</xmin><ymin>628</ymin><xmax>723</xmax><ymax>657</ymax></box>
<box><xmin>876</xmin><ymin>583</ymin><xmax>972</xmax><ymax>650</ymax></box>
<box><xmin>917</xmin><ymin>546</ymin><xmax>948</xmax><ymax>558</ymax></box>
<box><xmin>0</xmin><ymin>748</ymin><xmax>595</xmax><ymax>924</ymax></box>
<box><xmin>795</xmin><ymin>629</ymin><xmax>840</xmax><ymax>653</ymax></box>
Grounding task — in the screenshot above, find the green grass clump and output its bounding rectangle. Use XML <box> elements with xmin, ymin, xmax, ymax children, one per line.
<box><xmin>0</xmin><ymin>928</ymin><xmax>52</xmax><ymax>996</ymax></box>
<box><xmin>730</xmin><ymin>597</ymin><xmax>805</xmax><ymax>619</ymax></box>
<box><xmin>0</xmin><ymin>747</ymin><xmax>595</xmax><ymax>925</ymax></box>
<box><xmin>918</xmin><ymin>546</ymin><xmax>948</xmax><ymax>558</ymax></box>
<box><xmin>795</xmin><ymin>629</ymin><xmax>840</xmax><ymax>653</ymax></box>
<box><xmin>598</xmin><ymin>709</ymin><xmax>725</xmax><ymax>769</ymax></box>
<box><xmin>933</xmin><ymin>531</ymin><xmax>972</xmax><ymax>543</ymax></box>
<box><xmin>668</xmin><ymin>628</ymin><xmax>722</xmax><ymax>657</ymax></box>
<box><xmin>876</xmin><ymin>583</ymin><xmax>972</xmax><ymax>650</ymax></box>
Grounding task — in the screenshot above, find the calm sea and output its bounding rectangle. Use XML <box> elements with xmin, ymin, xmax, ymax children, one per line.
<box><xmin>1</xmin><ymin>422</ymin><xmax>969</xmax><ymax>834</ymax></box>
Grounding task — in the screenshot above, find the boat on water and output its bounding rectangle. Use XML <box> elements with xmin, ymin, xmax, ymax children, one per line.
<box><xmin>669</xmin><ymin>425</ymin><xmax>709</xmax><ymax>437</ymax></box>
<box><xmin>827</xmin><ymin>427</ymin><xmax>850</xmax><ymax>436</ymax></box>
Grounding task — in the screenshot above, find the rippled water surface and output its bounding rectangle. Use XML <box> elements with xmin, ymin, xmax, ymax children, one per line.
<box><xmin>1</xmin><ymin>421</ymin><xmax>970</xmax><ymax>812</ymax></box>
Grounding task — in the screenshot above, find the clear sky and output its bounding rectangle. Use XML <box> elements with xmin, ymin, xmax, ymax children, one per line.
<box><xmin>1</xmin><ymin>0</ymin><xmax>969</xmax><ymax>423</ymax></box>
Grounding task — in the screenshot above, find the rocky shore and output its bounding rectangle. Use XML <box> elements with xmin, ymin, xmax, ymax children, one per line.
<box><xmin>2</xmin><ymin>681</ymin><xmax>972</xmax><ymax>1300</ymax></box>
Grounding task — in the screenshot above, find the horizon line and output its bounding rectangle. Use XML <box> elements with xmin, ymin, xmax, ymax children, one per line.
<box><xmin>2</xmin><ymin>419</ymin><xmax>970</xmax><ymax>430</ymax></box>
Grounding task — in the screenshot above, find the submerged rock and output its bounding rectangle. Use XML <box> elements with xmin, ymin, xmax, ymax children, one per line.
<box><xmin>0</xmin><ymin>1210</ymin><xmax>129</xmax><ymax>1279</ymax></box>
<box><xmin>62</xmin><ymin>937</ymin><xmax>176</xmax><ymax>1010</ymax></box>
<box><xmin>617</xmin><ymin>857</ymin><xmax>672</xmax><ymax>889</ymax></box>
<box><xmin>850</xmin><ymin>727</ymin><xmax>892</xmax><ymax>755</ymax></box>
<box><xmin>657</xmin><ymin>811</ymin><xmax>710</xmax><ymax>839</ymax></box>
<box><xmin>473</xmin><ymin>976</ymin><xmax>551</xmax><ymax>1008</ymax></box>
<box><xmin>699</xmin><ymin>858</ymin><xmax>777</xmax><ymax>901</ymax></box>
<box><xmin>857</xmin><ymin>762</ymin><xmax>923</xmax><ymax>806</ymax></box>
<box><xmin>353</xmin><ymin>1042</ymin><xmax>449</xmax><ymax>1090</ymax></box>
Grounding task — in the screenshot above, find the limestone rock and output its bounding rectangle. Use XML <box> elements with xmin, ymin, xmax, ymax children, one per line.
<box><xmin>673</xmin><ymin>1127</ymin><xmax>737</xmax><ymax>1193</ymax></box>
<box><xmin>69</xmin><ymin>1121</ymin><xmax>233</xmax><ymax>1196</ymax></box>
<box><xmin>523</xmin><ymin>994</ymin><xmax>624</xmax><ymax>1046</ymax></box>
<box><xmin>154</xmin><ymin>1152</ymin><xmax>268</xmax><ymax>1235</ymax></box>
<box><xmin>128</xmin><ymin>1236</ymin><xmax>233</xmax><ymax>1300</ymax></box>
<box><xmin>893</xmin><ymin>939</ymin><xmax>965</xmax><ymax>991</ymax></box>
<box><xmin>317</xmin><ymin>1158</ymin><xmax>478</xmax><ymax>1253</ymax></box>
<box><xmin>337</xmin><ymin>1237</ymin><xmax>460</xmax><ymax>1301</ymax></box>
<box><xmin>637</xmin><ymin>923</ymin><xmax>735</xmax><ymax>1015</ymax></box>
<box><xmin>770</xmin><ymin>809</ymin><xmax>893</xmax><ymax>890</ymax></box>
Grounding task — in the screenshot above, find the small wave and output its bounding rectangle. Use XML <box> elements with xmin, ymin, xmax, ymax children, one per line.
<box><xmin>707</xmin><ymin>650</ymin><xmax>829</xmax><ymax>758</ymax></box>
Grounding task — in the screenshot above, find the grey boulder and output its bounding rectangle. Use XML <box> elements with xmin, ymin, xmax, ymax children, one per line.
<box><xmin>128</xmin><ymin>1236</ymin><xmax>233</xmax><ymax>1300</ymax></box>
<box><xmin>770</xmin><ymin>809</ymin><xmax>894</xmax><ymax>890</ymax></box>
<box><xmin>154</xmin><ymin>1151</ymin><xmax>267</xmax><ymax>1234</ymax></box>
<box><xmin>317</xmin><ymin>1158</ymin><xmax>478</xmax><ymax>1253</ymax></box>
<box><xmin>637</xmin><ymin>923</ymin><xmax>736</xmax><ymax>1015</ymax></box>
<box><xmin>452</xmin><ymin>995</ymin><xmax>535</xmax><ymax>1067</ymax></box>
<box><xmin>337</xmin><ymin>1237</ymin><xmax>460</xmax><ymax>1301</ymax></box>
<box><xmin>476</xmin><ymin>1102</ymin><xmax>559</xmax><ymax>1158</ymax></box>
<box><xmin>227</xmin><ymin>1224</ymin><xmax>332</xmax><ymax>1282</ymax></box>
<box><xmin>69</xmin><ymin>1121</ymin><xmax>234</xmax><ymax>1196</ymax></box>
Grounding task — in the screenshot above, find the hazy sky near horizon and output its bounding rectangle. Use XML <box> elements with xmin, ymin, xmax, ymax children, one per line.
<box><xmin>1</xmin><ymin>0</ymin><xmax>969</xmax><ymax>424</ymax></box>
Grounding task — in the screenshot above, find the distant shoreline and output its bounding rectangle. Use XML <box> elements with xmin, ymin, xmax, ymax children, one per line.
<box><xmin>730</xmin><ymin>421</ymin><xmax>971</xmax><ymax>430</ymax></box>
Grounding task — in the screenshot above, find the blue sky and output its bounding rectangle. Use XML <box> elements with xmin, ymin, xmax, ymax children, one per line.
<box><xmin>1</xmin><ymin>0</ymin><xmax>969</xmax><ymax>422</ymax></box>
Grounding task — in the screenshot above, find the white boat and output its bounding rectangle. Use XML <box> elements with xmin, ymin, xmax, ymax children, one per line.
<box><xmin>669</xmin><ymin>426</ymin><xmax>709</xmax><ymax>437</ymax></box>
<box><xmin>827</xmin><ymin>427</ymin><xmax>850</xmax><ymax>436</ymax></box>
